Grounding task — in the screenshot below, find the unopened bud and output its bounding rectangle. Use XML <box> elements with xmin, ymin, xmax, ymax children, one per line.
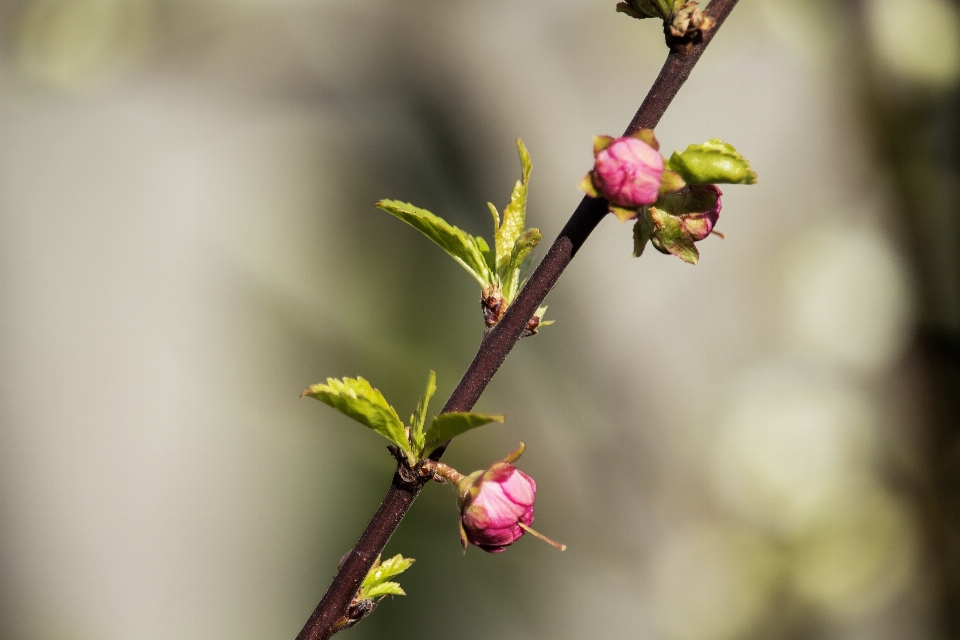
<box><xmin>587</xmin><ymin>135</ymin><xmax>664</xmax><ymax>210</ymax></box>
<box><xmin>439</xmin><ymin>444</ymin><xmax>566</xmax><ymax>554</ymax></box>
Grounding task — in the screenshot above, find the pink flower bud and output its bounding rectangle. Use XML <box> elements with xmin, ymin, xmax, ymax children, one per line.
<box><xmin>459</xmin><ymin>462</ymin><xmax>536</xmax><ymax>553</ymax></box>
<box><xmin>592</xmin><ymin>137</ymin><xmax>664</xmax><ymax>208</ymax></box>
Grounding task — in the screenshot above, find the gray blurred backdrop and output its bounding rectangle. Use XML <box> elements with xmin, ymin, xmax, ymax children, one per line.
<box><xmin>3</xmin><ymin>1</ymin><xmax>960</xmax><ymax>639</ymax></box>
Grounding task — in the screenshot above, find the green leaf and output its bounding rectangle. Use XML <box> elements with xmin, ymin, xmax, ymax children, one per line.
<box><xmin>359</xmin><ymin>554</ymin><xmax>414</xmax><ymax>600</ymax></box>
<box><xmin>667</xmin><ymin>139</ymin><xmax>758</xmax><ymax>185</ymax></box>
<box><xmin>494</xmin><ymin>139</ymin><xmax>533</xmax><ymax>281</ymax></box>
<box><xmin>302</xmin><ymin>377</ymin><xmax>410</xmax><ymax>453</ymax></box>
<box><xmin>376</xmin><ymin>200</ymin><xmax>494</xmax><ymax>286</ymax></box>
<box><xmin>615</xmin><ymin>0</ymin><xmax>663</xmax><ymax>19</ymax></box>
<box><xmin>410</xmin><ymin>371</ymin><xmax>436</xmax><ymax>454</ymax></box>
<box><xmin>476</xmin><ymin>227</ymin><xmax>497</xmax><ymax>275</ymax></box>
<box><xmin>363</xmin><ymin>554</ymin><xmax>414</xmax><ymax>587</ymax></box>
<box><xmin>517</xmin><ymin>137</ymin><xmax>532</xmax><ymax>183</ymax></box>
<box><xmin>616</xmin><ymin>0</ymin><xmax>680</xmax><ymax>20</ymax></box>
<box><xmin>502</xmin><ymin>228</ymin><xmax>542</xmax><ymax>302</ymax></box>
<box><xmin>363</xmin><ymin>582</ymin><xmax>405</xmax><ymax>599</ymax></box>
<box><xmin>615</xmin><ymin>2</ymin><xmax>650</xmax><ymax>19</ymax></box>
<box><xmin>423</xmin><ymin>412</ymin><xmax>505</xmax><ymax>455</ymax></box>
<box><xmin>487</xmin><ymin>202</ymin><xmax>500</xmax><ymax>235</ymax></box>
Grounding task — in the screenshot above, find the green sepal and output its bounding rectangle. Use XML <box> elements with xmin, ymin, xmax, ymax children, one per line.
<box><xmin>410</xmin><ymin>370</ymin><xmax>436</xmax><ymax>454</ymax></box>
<box><xmin>648</xmin><ymin>207</ymin><xmax>700</xmax><ymax>264</ymax></box>
<box><xmin>456</xmin><ymin>470</ymin><xmax>484</xmax><ymax>506</ymax></box>
<box><xmin>666</xmin><ymin>139</ymin><xmax>758</xmax><ymax>185</ymax></box>
<box><xmin>631</xmin><ymin>128</ymin><xmax>660</xmax><ymax>151</ymax></box>
<box><xmin>610</xmin><ymin>205</ymin><xmax>640</xmax><ymax>223</ymax></box>
<box><xmin>359</xmin><ymin>554</ymin><xmax>414</xmax><ymax>600</ymax></box>
<box><xmin>579</xmin><ymin>174</ymin><xmax>599</xmax><ymax>198</ymax></box>
<box><xmin>376</xmin><ymin>199</ymin><xmax>494</xmax><ymax>287</ymax></box>
<box><xmin>302</xmin><ymin>377</ymin><xmax>411</xmax><ymax>455</ymax></box>
<box><xmin>500</xmin><ymin>441</ymin><xmax>526</xmax><ymax>464</ymax></box>
<box><xmin>658</xmin><ymin>169</ymin><xmax>686</xmax><ymax>195</ymax></box>
<box><xmin>423</xmin><ymin>412</ymin><xmax>505</xmax><ymax>456</ymax></box>
<box><xmin>593</xmin><ymin>135</ymin><xmax>615</xmax><ymax>156</ymax></box>
<box><xmin>459</xmin><ymin>520</ymin><xmax>469</xmax><ymax>553</ymax></box>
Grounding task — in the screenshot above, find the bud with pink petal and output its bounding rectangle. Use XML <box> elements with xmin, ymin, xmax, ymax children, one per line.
<box><xmin>428</xmin><ymin>443</ymin><xmax>565</xmax><ymax>554</ymax></box>
<box><xmin>577</xmin><ymin>131</ymin><xmax>754</xmax><ymax>264</ymax></box>
<box><xmin>458</xmin><ymin>461</ymin><xmax>537</xmax><ymax>553</ymax></box>
<box><xmin>581</xmin><ymin>130</ymin><xmax>669</xmax><ymax>222</ymax></box>
<box><xmin>591</xmin><ymin>135</ymin><xmax>664</xmax><ymax>205</ymax></box>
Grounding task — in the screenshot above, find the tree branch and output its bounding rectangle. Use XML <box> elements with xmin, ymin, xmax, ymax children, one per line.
<box><xmin>296</xmin><ymin>2</ymin><xmax>740</xmax><ymax>637</ymax></box>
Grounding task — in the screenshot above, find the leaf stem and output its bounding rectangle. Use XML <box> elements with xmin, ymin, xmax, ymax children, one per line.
<box><xmin>295</xmin><ymin>2</ymin><xmax>740</xmax><ymax>638</ymax></box>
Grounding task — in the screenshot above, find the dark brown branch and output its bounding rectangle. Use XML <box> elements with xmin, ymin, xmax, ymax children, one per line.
<box><xmin>296</xmin><ymin>2</ymin><xmax>739</xmax><ymax>638</ymax></box>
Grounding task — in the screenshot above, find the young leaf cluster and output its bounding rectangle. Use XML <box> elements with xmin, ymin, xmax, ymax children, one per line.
<box><xmin>332</xmin><ymin>553</ymin><xmax>416</xmax><ymax>633</ymax></box>
<box><xmin>359</xmin><ymin>554</ymin><xmax>414</xmax><ymax>600</ymax></box>
<box><xmin>302</xmin><ymin>371</ymin><xmax>503</xmax><ymax>466</ymax></box>
<box><xmin>375</xmin><ymin>139</ymin><xmax>549</xmax><ymax>331</ymax></box>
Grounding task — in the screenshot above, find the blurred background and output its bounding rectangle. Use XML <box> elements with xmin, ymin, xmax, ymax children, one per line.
<box><xmin>2</xmin><ymin>0</ymin><xmax>960</xmax><ymax>638</ymax></box>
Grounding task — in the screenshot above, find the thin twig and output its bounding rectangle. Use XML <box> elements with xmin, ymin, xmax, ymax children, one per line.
<box><xmin>296</xmin><ymin>2</ymin><xmax>740</xmax><ymax>637</ymax></box>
